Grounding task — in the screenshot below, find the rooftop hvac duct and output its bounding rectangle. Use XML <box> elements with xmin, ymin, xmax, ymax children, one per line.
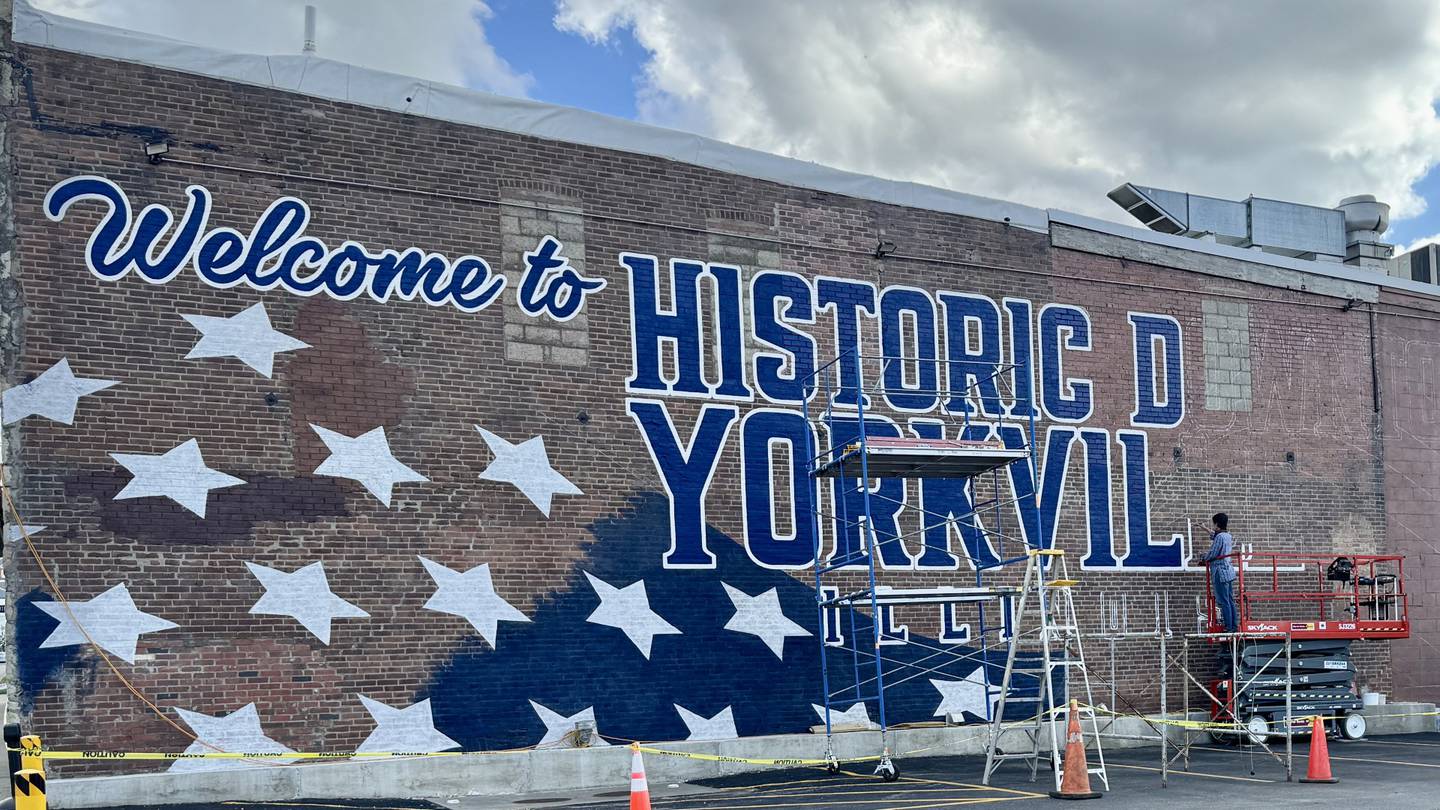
<box><xmin>1108</xmin><ymin>183</ymin><xmax>1356</xmax><ymax>262</ymax></box>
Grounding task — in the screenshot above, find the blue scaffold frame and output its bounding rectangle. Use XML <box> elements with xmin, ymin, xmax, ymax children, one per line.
<box><xmin>800</xmin><ymin>350</ymin><xmax>1042</xmax><ymax>776</ymax></box>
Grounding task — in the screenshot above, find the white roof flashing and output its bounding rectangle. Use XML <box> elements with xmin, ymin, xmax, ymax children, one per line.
<box><xmin>13</xmin><ymin>0</ymin><xmax>1435</xmax><ymax>302</ymax></box>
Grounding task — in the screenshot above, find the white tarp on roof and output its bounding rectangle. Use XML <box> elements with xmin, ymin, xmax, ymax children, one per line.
<box><xmin>11</xmin><ymin>0</ymin><xmax>1048</xmax><ymax>232</ymax></box>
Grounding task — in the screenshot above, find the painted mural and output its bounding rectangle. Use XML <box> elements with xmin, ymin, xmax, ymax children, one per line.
<box><xmin>11</xmin><ymin>174</ymin><xmax>1209</xmax><ymax>763</ymax></box>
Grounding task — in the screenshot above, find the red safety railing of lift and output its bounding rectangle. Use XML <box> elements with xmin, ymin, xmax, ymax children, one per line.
<box><xmin>1203</xmin><ymin>553</ymin><xmax>1409</xmax><ymax>640</ymax></box>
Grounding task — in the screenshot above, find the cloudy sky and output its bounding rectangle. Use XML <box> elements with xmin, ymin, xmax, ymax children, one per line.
<box><xmin>31</xmin><ymin>0</ymin><xmax>1440</xmax><ymax>251</ymax></box>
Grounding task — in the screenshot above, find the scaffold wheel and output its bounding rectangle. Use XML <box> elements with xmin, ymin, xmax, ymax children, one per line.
<box><xmin>1243</xmin><ymin>714</ymin><xmax>1269</xmax><ymax>746</ymax></box>
<box><xmin>1340</xmin><ymin>711</ymin><xmax>1367</xmax><ymax>740</ymax></box>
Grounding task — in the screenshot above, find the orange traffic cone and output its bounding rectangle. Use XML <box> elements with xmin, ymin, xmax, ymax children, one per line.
<box><xmin>629</xmin><ymin>742</ymin><xmax>653</xmax><ymax>810</ymax></box>
<box><xmin>1049</xmin><ymin>699</ymin><xmax>1101</xmax><ymax>801</ymax></box>
<box><xmin>1299</xmin><ymin>715</ymin><xmax>1338</xmax><ymax>784</ymax></box>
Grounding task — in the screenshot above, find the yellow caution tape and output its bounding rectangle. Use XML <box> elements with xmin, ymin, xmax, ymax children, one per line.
<box><xmin>6</xmin><ymin>750</ymin><xmax>495</xmax><ymax>761</ymax></box>
<box><xmin>1084</xmin><ymin>703</ymin><xmax>1440</xmax><ymax>731</ymax></box>
<box><xmin>9</xmin><ymin>707</ymin><xmax>1436</xmax><ymax>764</ymax></box>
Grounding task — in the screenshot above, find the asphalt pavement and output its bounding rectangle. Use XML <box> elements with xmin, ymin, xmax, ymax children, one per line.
<box><xmin>83</xmin><ymin>732</ymin><xmax>1440</xmax><ymax>810</ymax></box>
<box><xmin>534</xmin><ymin>731</ymin><xmax>1440</xmax><ymax>809</ymax></box>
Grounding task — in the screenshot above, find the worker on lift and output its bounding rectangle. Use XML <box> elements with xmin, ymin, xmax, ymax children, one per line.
<box><xmin>1199</xmin><ymin>513</ymin><xmax>1238</xmax><ymax>633</ymax></box>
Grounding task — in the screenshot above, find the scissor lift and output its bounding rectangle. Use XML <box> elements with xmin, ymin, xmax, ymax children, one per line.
<box><xmin>1197</xmin><ymin>552</ymin><xmax>1410</xmax><ymax>746</ymax></box>
<box><xmin>802</xmin><ymin>352</ymin><xmax>1040</xmax><ymax>780</ymax></box>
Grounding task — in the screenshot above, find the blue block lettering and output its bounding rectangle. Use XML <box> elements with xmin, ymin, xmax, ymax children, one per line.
<box><xmin>940</xmin><ymin>292</ymin><xmax>1004</xmax><ymax>417</ymax></box>
<box><xmin>1078</xmin><ymin>429</ymin><xmax>1117</xmax><ymax>568</ymax></box>
<box><xmin>880</xmin><ymin>287</ymin><xmax>940</xmax><ymax>412</ymax></box>
<box><xmin>628</xmin><ymin>399</ymin><xmax>737</xmax><ymax>568</ymax></box>
<box><xmin>817</xmin><ymin>278</ymin><xmax>877</xmax><ymax>409</ymax></box>
<box><xmin>1039</xmin><ymin>304</ymin><xmax>1094</xmax><ymax>422</ymax></box>
<box><xmin>1001</xmin><ymin>425</ymin><xmax>1077</xmax><ymax>553</ymax></box>
<box><xmin>709</xmin><ymin>264</ymin><xmax>753</xmax><ymax>399</ymax></box>
<box><xmin>624</xmin><ymin>254</ymin><xmax>710</xmax><ymax>396</ymax></box>
<box><xmin>750</xmin><ymin>271</ymin><xmax>816</xmax><ymax>404</ymax></box>
<box><xmin>741</xmin><ymin>409</ymin><xmax>819</xmax><ymax>568</ymax></box>
<box><xmin>1004</xmin><ymin>298</ymin><xmax>1042</xmax><ymax>417</ymax></box>
<box><xmin>1129</xmin><ymin>313</ymin><xmax>1185</xmax><ymax>428</ymax></box>
<box><xmin>1118</xmin><ymin>430</ymin><xmax>1183</xmax><ymax>568</ymax></box>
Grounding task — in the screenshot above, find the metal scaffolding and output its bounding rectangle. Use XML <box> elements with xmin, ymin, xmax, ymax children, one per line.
<box><xmin>801</xmin><ymin>351</ymin><xmax>1039</xmax><ymax>779</ymax></box>
<box><xmin>1172</xmin><ymin>631</ymin><xmax>1297</xmax><ymax>782</ymax></box>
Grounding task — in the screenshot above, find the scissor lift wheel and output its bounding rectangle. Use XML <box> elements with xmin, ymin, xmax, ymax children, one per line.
<box><xmin>1339</xmin><ymin>711</ymin><xmax>1367</xmax><ymax>740</ymax></box>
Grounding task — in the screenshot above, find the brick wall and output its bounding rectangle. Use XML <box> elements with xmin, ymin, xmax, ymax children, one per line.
<box><xmin>0</xmin><ymin>44</ymin><xmax>1417</xmax><ymax>772</ymax></box>
<box><xmin>1377</xmin><ymin>288</ymin><xmax>1440</xmax><ymax>700</ymax></box>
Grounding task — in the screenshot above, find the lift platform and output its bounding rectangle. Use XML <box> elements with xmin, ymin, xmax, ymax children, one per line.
<box><xmin>1204</xmin><ymin>552</ymin><xmax>1410</xmax><ymax>640</ymax></box>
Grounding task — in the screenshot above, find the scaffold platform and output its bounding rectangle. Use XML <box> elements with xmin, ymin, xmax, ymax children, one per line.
<box><xmin>821</xmin><ymin>584</ymin><xmax>1021</xmax><ymax>608</ymax></box>
<box><xmin>813</xmin><ymin>436</ymin><xmax>1030</xmax><ymax>479</ymax></box>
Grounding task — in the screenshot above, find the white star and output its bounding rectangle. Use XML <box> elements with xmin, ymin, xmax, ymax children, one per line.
<box><xmin>311</xmin><ymin>424</ymin><xmax>428</xmax><ymax>507</ymax></box>
<box><xmin>245</xmin><ymin>561</ymin><xmax>369</xmax><ymax>644</ymax></box>
<box><xmin>529</xmin><ymin>700</ymin><xmax>610</xmax><ymax>749</ymax></box>
<box><xmin>583</xmin><ymin>572</ymin><xmax>680</xmax><ymax>659</ymax></box>
<box><xmin>182</xmin><ymin>302</ymin><xmax>308</xmax><ymax>378</ymax></box>
<box><xmin>33</xmin><ymin>583</ymin><xmax>177</xmax><ymax>664</ymax></box>
<box><xmin>721</xmin><ymin>583</ymin><xmax>811</xmax><ymax>659</ymax></box>
<box><xmin>675</xmin><ymin>705</ymin><xmax>738</xmax><ymax>741</ymax></box>
<box><xmin>811</xmin><ymin>702</ymin><xmax>875</xmax><ymax>729</ymax></box>
<box><xmin>474</xmin><ymin>426</ymin><xmax>582</xmax><ymax>517</ymax></box>
<box><xmin>169</xmin><ymin>703</ymin><xmax>298</xmax><ymax>773</ymax></box>
<box><xmin>930</xmin><ymin>669</ymin><xmax>996</xmax><ymax>722</ymax></box>
<box><xmin>418</xmin><ymin>556</ymin><xmax>529</xmax><ymax>648</ymax></box>
<box><xmin>110</xmin><ymin>439</ymin><xmax>245</xmax><ymax>518</ymax></box>
<box><xmin>4</xmin><ymin>524</ymin><xmax>45</xmax><ymax>544</ymax></box>
<box><xmin>355</xmin><ymin>695</ymin><xmax>459</xmax><ymax>754</ymax></box>
<box><xmin>3</xmin><ymin>358</ymin><xmax>117</xmax><ymax>425</ymax></box>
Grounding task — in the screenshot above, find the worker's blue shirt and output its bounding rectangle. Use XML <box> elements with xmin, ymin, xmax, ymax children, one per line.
<box><xmin>1204</xmin><ymin>531</ymin><xmax>1237</xmax><ymax>583</ymax></box>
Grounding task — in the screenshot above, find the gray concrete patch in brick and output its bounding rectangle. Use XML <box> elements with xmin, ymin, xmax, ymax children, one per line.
<box><xmin>1203</xmin><ymin>298</ymin><xmax>1253</xmax><ymax>411</ymax></box>
<box><xmin>499</xmin><ymin>193</ymin><xmax>592</xmax><ymax>368</ymax></box>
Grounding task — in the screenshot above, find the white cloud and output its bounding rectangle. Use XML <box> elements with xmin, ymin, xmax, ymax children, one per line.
<box><xmin>1395</xmin><ymin>233</ymin><xmax>1440</xmax><ymax>255</ymax></box>
<box><xmin>31</xmin><ymin>0</ymin><xmax>531</xmax><ymax>96</ymax></box>
<box><xmin>554</xmin><ymin>0</ymin><xmax>1440</xmax><ymax>223</ymax></box>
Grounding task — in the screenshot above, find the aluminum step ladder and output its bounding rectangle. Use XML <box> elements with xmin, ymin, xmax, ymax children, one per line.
<box><xmin>982</xmin><ymin>548</ymin><xmax>1108</xmax><ymax>792</ymax></box>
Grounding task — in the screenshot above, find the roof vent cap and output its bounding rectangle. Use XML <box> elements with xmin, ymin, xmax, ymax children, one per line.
<box><xmin>1337</xmin><ymin>194</ymin><xmax>1389</xmax><ymax>235</ymax></box>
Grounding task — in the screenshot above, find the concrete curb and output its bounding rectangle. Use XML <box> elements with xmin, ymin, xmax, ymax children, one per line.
<box><xmin>45</xmin><ymin>704</ymin><xmax>1436</xmax><ymax>808</ymax></box>
<box><xmin>1363</xmin><ymin>702</ymin><xmax>1438</xmax><ymax>734</ymax></box>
